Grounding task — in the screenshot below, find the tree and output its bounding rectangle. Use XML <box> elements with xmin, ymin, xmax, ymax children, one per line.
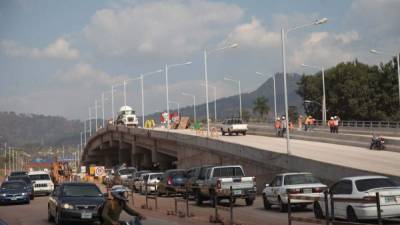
<box><xmin>297</xmin><ymin>59</ymin><xmax>400</xmax><ymax>121</ymax></box>
<box><xmin>242</xmin><ymin>109</ymin><xmax>251</xmax><ymax>122</ymax></box>
<box><xmin>252</xmin><ymin>96</ymin><xmax>270</xmax><ymax>121</ymax></box>
<box><xmin>288</xmin><ymin>106</ymin><xmax>299</xmax><ymax>123</ymax></box>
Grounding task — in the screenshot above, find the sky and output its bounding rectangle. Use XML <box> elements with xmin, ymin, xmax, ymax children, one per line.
<box><xmin>0</xmin><ymin>0</ymin><xmax>399</xmax><ymax>120</ymax></box>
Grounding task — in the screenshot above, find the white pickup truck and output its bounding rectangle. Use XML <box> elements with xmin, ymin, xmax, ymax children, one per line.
<box><xmin>196</xmin><ymin>165</ymin><xmax>256</xmax><ymax>206</ymax></box>
<box><xmin>220</xmin><ymin>118</ymin><xmax>248</xmax><ymax>136</ymax></box>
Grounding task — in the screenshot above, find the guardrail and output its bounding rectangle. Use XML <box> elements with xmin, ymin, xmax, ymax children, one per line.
<box><xmin>287</xmin><ymin>191</ymin><xmax>387</xmax><ymax>225</ymax></box>
<box><xmin>247</xmin><ymin>120</ymin><xmax>400</xmax><ymax>129</ymax></box>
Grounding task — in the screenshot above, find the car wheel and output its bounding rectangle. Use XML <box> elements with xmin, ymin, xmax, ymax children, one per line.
<box><xmin>221</xmin><ymin>129</ymin><xmax>225</xmax><ymax>136</ymax></box>
<box><xmin>263</xmin><ymin>194</ymin><xmax>271</xmax><ymax>209</ymax></box>
<box><xmin>245</xmin><ymin>198</ymin><xmax>254</xmax><ymax>206</ymax></box>
<box><xmin>278</xmin><ymin>197</ymin><xmax>287</xmax><ymax>212</ymax></box>
<box><xmin>30</xmin><ymin>194</ymin><xmax>34</xmax><ymax>200</ymax></box>
<box><xmin>235</xmin><ymin>132</ymin><xmax>239</xmax><ymax>136</ymax></box>
<box><xmin>347</xmin><ymin>206</ymin><xmax>358</xmax><ymax>222</ymax></box>
<box><xmin>313</xmin><ymin>202</ymin><xmax>324</xmax><ymax>219</ymax></box>
<box><xmin>196</xmin><ymin>191</ymin><xmax>203</xmax><ymax>205</ymax></box>
<box><xmin>48</xmin><ymin>206</ymin><xmax>54</xmax><ymax>222</ymax></box>
<box><xmin>55</xmin><ymin>209</ymin><xmax>63</xmax><ymax>225</ymax></box>
<box><xmin>243</xmin><ymin>131</ymin><xmax>247</xmax><ymax>136</ymax></box>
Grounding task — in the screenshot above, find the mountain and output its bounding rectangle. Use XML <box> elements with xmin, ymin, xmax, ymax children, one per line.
<box><xmin>147</xmin><ymin>73</ymin><xmax>303</xmax><ymax>121</ymax></box>
<box><xmin>0</xmin><ymin>112</ymin><xmax>82</xmax><ymax>149</ymax></box>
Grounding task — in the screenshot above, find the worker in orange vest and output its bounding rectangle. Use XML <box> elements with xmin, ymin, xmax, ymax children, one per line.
<box><xmin>328</xmin><ymin>117</ymin><xmax>335</xmax><ymax>133</ymax></box>
<box><xmin>274</xmin><ymin>118</ymin><xmax>281</xmax><ymax>136</ymax></box>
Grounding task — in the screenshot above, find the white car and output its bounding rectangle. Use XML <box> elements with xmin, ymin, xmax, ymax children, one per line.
<box><xmin>220</xmin><ymin>118</ymin><xmax>248</xmax><ymax>136</ymax></box>
<box><xmin>139</xmin><ymin>173</ymin><xmax>164</xmax><ymax>194</ymax></box>
<box><xmin>262</xmin><ymin>172</ymin><xmax>327</xmax><ymax>212</ymax></box>
<box><xmin>28</xmin><ymin>171</ymin><xmax>54</xmax><ymax>196</ymax></box>
<box><xmin>314</xmin><ymin>176</ymin><xmax>400</xmax><ymax>222</ymax></box>
<box><xmin>134</xmin><ymin>173</ymin><xmax>148</xmax><ymax>193</ymax></box>
<box><xmin>118</xmin><ymin>167</ymin><xmax>136</xmax><ymax>185</ymax></box>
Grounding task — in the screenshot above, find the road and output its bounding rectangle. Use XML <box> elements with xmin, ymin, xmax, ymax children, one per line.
<box><xmin>0</xmin><ymin>182</ymin><xmax>314</xmax><ymax>225</ymax></box>
<box><xmin>154</xmin><ymin>128</ymin><xmax>400</xmax><ymax>177</ymax></box>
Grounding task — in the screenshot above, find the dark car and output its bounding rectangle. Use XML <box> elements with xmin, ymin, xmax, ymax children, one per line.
<box><xmin>0</xmin><ymin>180</ymin><xmax>31</xmax><ymax>205</ymax></box>
<box><xmin>185</xmin><ymin>165</ymin><xmax>213</xmax><ymax>197</ymax></box>
<box><xmin>157</xmin><ymin>169</ymin><xmax>188</xmax><ymax>196</ymax></box>
<box><xmin>48</xmin><ymin>182</ymin><xmax>106</xmax><ymax>224</ymax></box>
<box><xmin>9</xmin><ymin>171</ymin><xmax>28</xmax><ymax>177</ymax></box>
<box><xmin>7</xmin><ymin>175</ymin><xmax>34</xmax><ymax>200</ymax></box>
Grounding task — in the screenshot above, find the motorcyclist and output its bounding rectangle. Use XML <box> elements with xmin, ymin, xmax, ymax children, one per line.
<box><xmin>102</xmin><ymin>186</ymin><xmax>145</xmax><ymax>225</ymax></box>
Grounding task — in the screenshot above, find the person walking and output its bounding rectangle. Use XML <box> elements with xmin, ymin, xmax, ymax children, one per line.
<box><xmin>333</xmin><ymin>116</ymin><xmax>340</xmax><ymax>133</ymax></box>
<box><xmin>274</xmin><ymin>118</ymin><xmax>281</xmax><ymax>136</ymax></box>
<box><xmin>280</xmin><ymin>116</ymin><xmax>287</xmax><ymax>137</ymax></box>
<box><xmin>328</xmin><ymin>117</ymin><xmax>335</xmax><ymax>133</ymax></box>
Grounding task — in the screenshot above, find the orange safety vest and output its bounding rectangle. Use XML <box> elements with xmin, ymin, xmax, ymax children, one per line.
<box><xmin>274</xmin><ymin>120</ymin><xmax>281</xmax><ymax>129</ymax></box>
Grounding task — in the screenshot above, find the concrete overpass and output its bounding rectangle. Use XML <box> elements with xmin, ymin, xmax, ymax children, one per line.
<box><xmin>83</xmin><ymin>125</ymin><xmax>400</xmax><ymax>191</ymax></box>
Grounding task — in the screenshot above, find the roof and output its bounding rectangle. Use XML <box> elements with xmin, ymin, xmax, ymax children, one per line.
<box><xmin>119</xmin><ymin>105</ymin><xmax>133</xmax><ymax>111</ymax></box>
<box><xmin>276</xmin><ymin>172</ymin><xmax>313</xmax><ymax>176</ymax></box>
<box><xmin>340</xmin><ymin>175</ymin><xmax>388</xmax><ymax>181</ymax></box>
<box><xmin>28</xmin><ymin>171</ymin><xmax>50</xmax><ymax>175</ymax></box>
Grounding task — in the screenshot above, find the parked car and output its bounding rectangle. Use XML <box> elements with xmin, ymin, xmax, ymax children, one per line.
<box><xmin>118</xmin><ymin>167</ymin><xmax>137</xmax><ymax>185</ymax></box>
<box><xmin>28</xmin><ymin>171</ymin><xmax>54</xmax><ymax>196</ymax></box>
<box><xmin>140</xmin><ymin>172</ymin><xmax>164</xmax><ymax>194</ymax></box>
<box><xmin>9</xmin><ymin>171</ymin><xmax>28</xmax><ymax>177</ymax></box>
<box><xmin>131</xmin><ymin>170</ymin><xmax>151</xmax><ymax>192</ymax></box>
<box><xmin>185</xmin><ymin>166</ymin><xmax>213</xmax><ymax>197</ymax></box>
<box><xmin>157</xmin><ymin>169</ymin><xmax>188</xmax><ymax>196</ymax></box>
<box><xmin>0</xmin><ymin>180</ymin><xmax>31</xmax><ymax>205</ymax></box>
<box><xmin>134</xmin><ymin>173</ymin><xmax>149</xmax><ymax>193</ymax></box>
<box><xmin>7</xmin><ymin>175</ymin><xmax>35</xmax><ymax>200</ymax></box>
<box><xmin>262</xmin><ymin>172</ymin><xmax>327</xmax><ymax>212</ymax></box>
<box><xmin>48</xmin><ymin>182</ymin><xmax>106</xmax><ymax>224</ymax></box>
<box><xmin>314</xmin><ymin>176</ymin><xmax>400</xmax><ymax>222</ymax></box>
<box><xmin>220</xmin><ymin>118</ymin><xmax>248</xmax><ymax>136</ymax></box>
<box><xmin>196</xmin><ymin>165</ymin><xmax>256</xmax><ymax>206</ymax></box>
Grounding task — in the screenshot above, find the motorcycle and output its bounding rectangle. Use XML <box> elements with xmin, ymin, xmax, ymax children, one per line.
<box><xmin>370</xmin><ymin>135</ymin><xmax>385</xmax><ymax>150</ymax></box>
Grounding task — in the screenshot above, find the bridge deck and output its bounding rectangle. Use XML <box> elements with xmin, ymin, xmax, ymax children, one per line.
<box><xmin>153</xmin><ymin>128</ymin><xmax>400</xmax><ymax>177</ymax></box>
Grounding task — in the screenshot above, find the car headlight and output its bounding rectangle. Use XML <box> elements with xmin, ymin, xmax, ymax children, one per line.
<box><xmin>62</xmin><ymin>203</ymin><xmax>74</xmax><ymax>209</ymax></box>
<box><xmin>0</xmin><ymin>193</ymin><xmax>6</xmax><ymax>197</ymax></box>
<box><xmin>21</xmin><ymin>192</ymin><xmax>27</xmax><ymax>196</ymax></box>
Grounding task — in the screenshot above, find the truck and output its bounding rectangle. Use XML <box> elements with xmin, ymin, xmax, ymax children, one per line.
<box><xmin>220</xmin><ymin>118</ymin><xmax>248</xmax><ymax>136</ymax></box>
<box><xmin>195</xmin><ymin>165</ymin><xmax>256</xmax><ymax>206</ymax></box>
<box><xmin>115</xmin><ymin>105</ymin><xmax>139</xmax><ymax>127</ymax></box>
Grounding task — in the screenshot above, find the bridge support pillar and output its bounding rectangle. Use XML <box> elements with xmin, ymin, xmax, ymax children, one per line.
<box><xmin>130</xmin><ymin>144</ymin><xmax>137</xmax><ymax>168</ymax></box>
<box><xmin>118</xmin><ymin>143</ymin><xmax>124</xmax><ymax>165</ymax></box>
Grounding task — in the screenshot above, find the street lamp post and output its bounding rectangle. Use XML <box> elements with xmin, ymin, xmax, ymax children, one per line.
<box><xmin>224</xmin><ymin>77</ymin><xmax>242</xmax><ymax>120</ymax></box>
<box><xmin>301</xmin><ymin>64</ymin><xmax>327</xmax><ymax>125</ymax></box>
<box><xmin>281</xmin><ymin>17</ymin><xmax>328</xmax><ymax>156</ymax></box>
<box><xmin>111</xmin><ymin>83</ymin><xmax>124</xmax><ymax>124</ymax></box>
<box><xmin>204</xmin><ymin>43</ymin><xmax>238</xmax><ymax>136</ymax></box>
<box><xmin>88</xmin><ymin>108</ymin><xmax>92</xmax><ymax>137</ymax></box>
<box><xmin>165</xmin><ymin>62</ymin><xmax>192</xmax><ymax>129</ymax></box>
<box><xmin>201</xmin><ymin>83</ymin><xmax>218</xmax><ymax>122</ymax></box>
<box><xmin>182</xmin><ymin>92</ymin><xmax>196</xmax><ymax>125</ymax></box>
<box><xmin>256</xmin><ymin>72</ymin><xmax>277</xmax><ymax>120</ymax></box>
<box><xmin>370</xmin><ymin>49</ymin><xmax>400</xmax><ymax>106</ymax></box>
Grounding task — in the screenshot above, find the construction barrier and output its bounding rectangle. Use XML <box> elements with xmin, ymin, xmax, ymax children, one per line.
<box><xmin>287</xmin><ymin>192</ymin><xmax>327</xmax><ymax>225</ymax></box>
<box><xmin>144</xmin><ymin>183</ymin><xmax>158</xmax><ymax>210</ymax></box>
<box><xmin>210</xmin><ymin>186</ymin><xmax>235</xmax><ymax>225</ymax></box>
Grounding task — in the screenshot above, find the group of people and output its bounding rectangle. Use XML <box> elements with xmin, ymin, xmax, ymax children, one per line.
<box><xmin>274</xmin><ymin>116</ymin><xmax>294</xmax><ymax>137</ymax></box>
<box><xmin>303</xmin><ymin>116</ymin><xmax>316</xmax><ymax>131</ymax></box>
<box><xmin>327</xmin><ymin>116</ymin><xmax>340</xmax><ymax>133</ymax></box>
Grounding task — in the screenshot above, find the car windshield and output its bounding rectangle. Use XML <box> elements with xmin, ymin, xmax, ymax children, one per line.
<box><xmin>119</xmin><ymin>168</ymin><xmax>135</xmax><ymax>175</ymax></box>
<box><xmin>8</xmin><ymin>176</ymin><xmax>31</xmax><ymax>184</ymax></box>
<box><xmin>355</xmin><ymin>178</ymin><xmax>398</xmax><ymax>192</ymax></box>
<box><xmin>29</xmin><ymin>174</ymin><xmax>51</xmax><ymax>181</ymax></box>
<box><xmin>169</xmin><ymin>171</ymin><xmax>186</xmax><ymax>177</ymax></box>
<box><xmin>150</xmin><ymin>174</ymin><xmax>163</xmax><ymax>179</ymax></box>
<box><xmin>1</xmin><ymin>182</ymin><xmax>25</xmax><ymax>189</ymax></box>
<box><xmin>62</xmin><ymin>185</ymin><xmax>102</xmax><ymax>197</ymax></box>
<box><xmin>213</xmin><ymin>167</ymin><xmax>244</xmax><ymax>178</ymax></box>
<box><xmin>284</xmin><ymin>174</ymin><xmax>321</xmax><ymax>185</ymax></box>
<box><xmin>10</xmin><ymin>172</ymin><xmax>27</xmax><ymax>176</ymax></box>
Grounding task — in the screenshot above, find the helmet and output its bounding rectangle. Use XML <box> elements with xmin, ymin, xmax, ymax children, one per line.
<box><xmin>111</xmin><ymin>185</ymin><xmax>129</xmax><ymax>201</ymax></box>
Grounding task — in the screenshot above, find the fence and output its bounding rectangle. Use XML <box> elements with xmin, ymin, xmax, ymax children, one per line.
<box><xmin>287</xmin><ymin>191</ymin><xmax>386</xmax><ymax>225</ymax></box>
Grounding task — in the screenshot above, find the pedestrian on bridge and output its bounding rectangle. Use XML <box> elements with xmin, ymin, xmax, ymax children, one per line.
<box><xmin>274</xmin><ymin>118</ymin><xmax>281</xmax><ymax>136</ymax></box>
<box><xmin>328</xmin><ymin>117</ymin><xmax>335</xmax><ymax>133</ymax></box>
<box><xmin>333</xmin><ymin>116</ymin><xmax>340</xmax><ymax>133</ymax></box>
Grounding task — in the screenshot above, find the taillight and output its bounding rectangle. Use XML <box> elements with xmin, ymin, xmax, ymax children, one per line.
<box><xmin>167</xmin><ymin>176</ymin><xmax>173</xmax><ymax>185</ymax></box>
<box><xmin>287</xmin><ymin>188</ymin><xmax>301</xmax><ymax>194</ymax></box>
<box><xmin>363</xmin><ymin>196</ymin><xmax>376</xmax><ymax>203</ymax></box>
<box><xmin>216</xmin><ymin>179</ymin><xmax>221</xmax><ymax>189</ymax></box>
<box><xmin>313</xmin><ymin>187</ymin><xmax>324</xmax><ymax>193</ymax></box>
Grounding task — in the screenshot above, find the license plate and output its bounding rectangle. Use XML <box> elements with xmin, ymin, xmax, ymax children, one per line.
<box><xmin>10</xmin><ymin>197</ymin><xmax>17</xmax><ymax>201</ymax></box>
<box><xmin>385</xmin><ymin>196</ymin><xmax>396</xmax><ymax>203</ymax></box>
<box><xmin>81</xmin><ymin>212</ymin><xmax>92</xmax><ymax>219</ymax></box>
<box><xmin>303</xmin><ymin>189</ymin><xmax>312</xmax><ymax>194</ymax></box>
<box><xmin>233</xmin><ymin>190</ymin><xmax>242</xmax><ymax>195</ymax></box>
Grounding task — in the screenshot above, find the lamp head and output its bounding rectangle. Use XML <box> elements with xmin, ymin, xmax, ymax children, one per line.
<box><xmin>185</xmin><ymin>61</ymin><xmax>192</xmax><ymax>65</ymax></box>
<box><xmin>314</xmin><ymin>17</ymin><xmax>328</xmax><ymax>25</ymax></box>
<box><xmin>255</xmin><ymin>72</ymin><xmax>263</xmax><ymax>75</ymax></box>
<box><xmin>301</xmin><ymin>63</ymin><xmax>307</xmax><ymax>67</ymax></box>
<box><xmin>229</xmin><ymin>43</ymin><xmax>239</xmax><ymax>48</ymax></box>
<box><xmin>369</xmin><ymin>49</ymin><xmax>378</xmax><ymax>54</ymax></box>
